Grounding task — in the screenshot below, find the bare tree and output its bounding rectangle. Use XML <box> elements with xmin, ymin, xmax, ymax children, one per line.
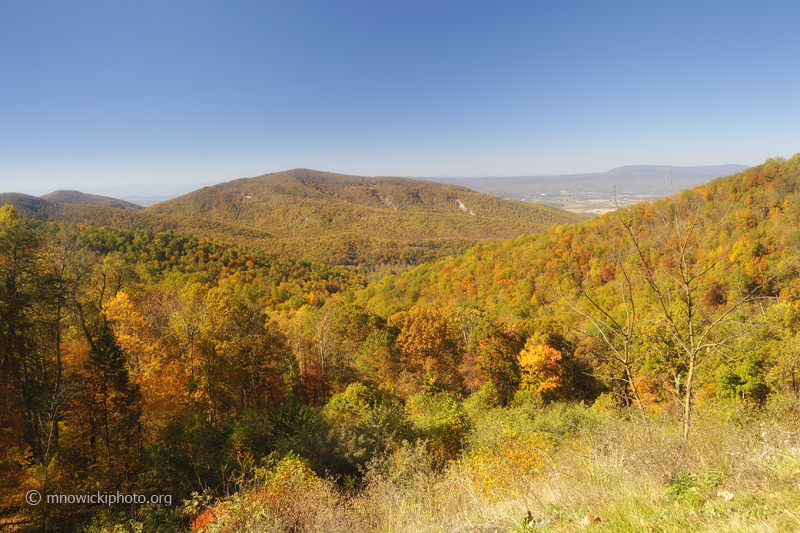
<box><xmin>558</xmin><ymin>198</ymin><xmax>652</xmax><ymax>423</ymax></box>
<box><xmin>563</xmin><ymin>179</ymin><xmax>795</xmax><ymax>442</ymax></box>
<box><xmin>618</xmin><ymin>179</ymin><xmax>792</xmax><ymax>441</ymax></box>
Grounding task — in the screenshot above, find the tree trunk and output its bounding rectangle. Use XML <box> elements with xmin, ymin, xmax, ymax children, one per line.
<box><xmin>682</xmin><ymin>354</ymin><xmax>697</xmax><ymax>443</ymax></box>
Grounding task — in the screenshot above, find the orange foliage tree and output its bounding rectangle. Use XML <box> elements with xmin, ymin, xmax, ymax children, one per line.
<box><xmin>388</xmin><ymin>305</ymin><xmax>463</xmax><ymax>394</ymax></box>
<box><xmin>466</xmin><ymin>319</ymin><xmax>523</xmax><ymax>406</ymax></box>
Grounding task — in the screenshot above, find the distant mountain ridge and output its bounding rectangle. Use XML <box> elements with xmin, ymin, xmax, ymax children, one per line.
<box><xmin>150</xmin><ymin>168</ymin><xmax>579</xmax><ymax>219</ymax></box>
<box><xmin>425</xmin><ymin>164</ymin><xmax>749</xmax><ymax>198</ymax></box>
<box><xmin>11</xmin><ymin>164</ymin><xmax>747</xmax><ymax>207</ymax></box>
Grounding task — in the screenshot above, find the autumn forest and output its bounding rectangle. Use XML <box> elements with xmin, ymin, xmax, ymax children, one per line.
<box><xmin>3</xmin><ymin>156</ymin><xmax>800</xmax><ymax>532</ymax></box>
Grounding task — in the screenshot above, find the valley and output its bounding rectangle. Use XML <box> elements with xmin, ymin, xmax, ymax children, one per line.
<box><xmin>514</xmin><ymin>188</ymin><xmax>658</xmax><ymax>214</ymax></box>
<box><xmin>428</xmin><ymin>164</ymin><xmax>749</xmax><ymax>215</ymax></box>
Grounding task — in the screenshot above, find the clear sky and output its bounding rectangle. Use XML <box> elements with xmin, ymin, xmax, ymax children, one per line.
<box><xmin>1</xmin><ymin>0</ymin><xmax>799</xmax><ymax>191</ymax></box>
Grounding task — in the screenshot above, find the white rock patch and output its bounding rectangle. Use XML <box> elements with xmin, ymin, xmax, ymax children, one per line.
<box><xmin>456</xmin><ymin>199</ymin><xmax>475</xmax><ymax>216</ymax></box>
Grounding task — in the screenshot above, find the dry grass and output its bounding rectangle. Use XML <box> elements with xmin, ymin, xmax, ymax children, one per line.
<box><xmin>349</xmin><ymin>399</ymin><xmax>800</xmax><ymax>533</ymax></box>
<box><xmin>180</xmin><ymin>397</ymin><xmax>800</xmax><ymax>533</ymax></box>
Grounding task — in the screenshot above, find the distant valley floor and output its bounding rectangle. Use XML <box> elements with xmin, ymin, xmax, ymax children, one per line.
<box><xmin>523</xmin><ymin>190</ymin><xmax>661</xmax><ymax>214</ymax></box>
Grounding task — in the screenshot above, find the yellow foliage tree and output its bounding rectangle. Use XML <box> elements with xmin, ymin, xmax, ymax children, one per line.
<box><xmin>105</xmin><ymin>291</ymin><xmax>186</xmax><ymax>431</ymax></box>
<box><xmin>517</xmin><ymin>342</ymin><xmax>563</xmax><ymax>401</ymax></box>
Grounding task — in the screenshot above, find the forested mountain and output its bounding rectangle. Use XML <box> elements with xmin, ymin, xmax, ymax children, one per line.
<box><xmin>356</xmin><ymin>154</ymin><xmax>800</xmax><ymax>430</ymax></box>
<box><xmin>3</xmin><ymin>156</ymin><xmax>800</xmax><ymax>532</ymax></box>
<box><xmin>41</xmin><ymin>190</ymin><xmax>144</xmax><ymax>211</ymax></box>
<box><xmin>146</xmin><ymin>168</ymin><xmax>586</xmax><ymax>265</ymax></box>
<box><xmin>0</xmin><ymin>192</ymin><xmax>142</xmax><ymax>223</ymax></box>
<box><xmin>2</xmin><ymin>169</ymin><xmax>585</xmax><ymax>267</ymax></box>
<box><xmin>0</xmin><ymin>192</ymin><xmax>95</xmax><ymax>221</ymax></box>
<box><xmin>0</xmin><ymin>192</ymin><xmax>275</xmax><ymax>243</ymax></box>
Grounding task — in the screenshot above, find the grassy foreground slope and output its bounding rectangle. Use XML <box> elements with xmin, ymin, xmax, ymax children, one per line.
<box><xmin>181</xmin><ymin>400</ymin><xmax>800</xmax><ymax>533</ymax></box>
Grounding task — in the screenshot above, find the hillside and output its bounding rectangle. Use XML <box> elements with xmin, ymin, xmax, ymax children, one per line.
<box><xmin>40</xmin><ymin>189</ymin><xmax>144</xmax><ymax>211</ymax></box>
<box><xmin>0</xmin><ymin>192</ymin><xmax>277</xmax><ymax>244</ymax></box>
<box><xmin>0</xmin><ymin>192</ymin><xmax>135</xmax><ymax>223</ymax></box>
<box><xmin>360</xmin><ymin>157</ymin><xmax>800</xmax><ymax>318</ymax></box>
<box><xmin>145</xmin><ymin>168</ymin><xmax>586</xmax><ymax>265</ymax></box>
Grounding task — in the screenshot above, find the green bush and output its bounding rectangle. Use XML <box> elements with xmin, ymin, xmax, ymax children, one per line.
<box><xmin>463</xmin><ymin>382</ymin><xmax>502</xmax><ymax>417</ymax></box>
<box><xmin>318</xmin><ymin>383</ymin><xmax>413</xmax><ymax>478</ymax></box>
<box><xmin>225</xmin><ymin>406</ymin><xmax>277</xmax><ymax>461</ymax></box>
<box><xmin>666</xmin><ymin>471</ymin><xmax>724</xmax><ymax>507</ymax></box>
<box><xmin>138</xmin><ymin>442</ymin><xmax>192</xmax><ymax>500</ymax></box>
<box><xmin>406</xmin><ymin>392</ymin><xmax>470</xmax><ymax>468</ymax></box>
<box><xmin>467</xmin><ymin>405</ymin><xmax>536</xmax><ymax>451</ymax></box>
<box><xmin>530</xmin><ymin>403</ymin><xmax>598</xmax><ymax>438</ymax></box>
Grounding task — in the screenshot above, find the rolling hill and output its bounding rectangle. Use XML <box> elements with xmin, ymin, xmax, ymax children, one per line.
<box><xmin>144</xmin><ymin>168</ymin><xmax>586</xmax><ymax>265</ymax></box>
<box><xmin>0</xmin><ymin>192</ymin><xmax>127</xmax><ymax>222</ymax></box>
<box><xmin>0</xmin><ymin>192</ymin><xmax>276</xmax><ymax>242</ymax></box>
<box><xmin>1</xmin><ymin>169</ymin><xmax>586</xmax><ymax>266</ymax></box>
<box><xmin>360</xmin><ymin>157</ymin><xmax>800</xmax><ymax>316</ymax></box>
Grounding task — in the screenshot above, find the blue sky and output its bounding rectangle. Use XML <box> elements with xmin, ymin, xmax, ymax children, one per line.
<box><xmin>1</xmin><ymin>1</ymin><xmax>799</xmax><ymax>190</ymax></box>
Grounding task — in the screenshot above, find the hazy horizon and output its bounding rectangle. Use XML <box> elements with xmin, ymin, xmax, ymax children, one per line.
<box><xmin>4</xmin><ymin>163</ymin><xmax>750</xmax><ymax>198</ymax></box>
